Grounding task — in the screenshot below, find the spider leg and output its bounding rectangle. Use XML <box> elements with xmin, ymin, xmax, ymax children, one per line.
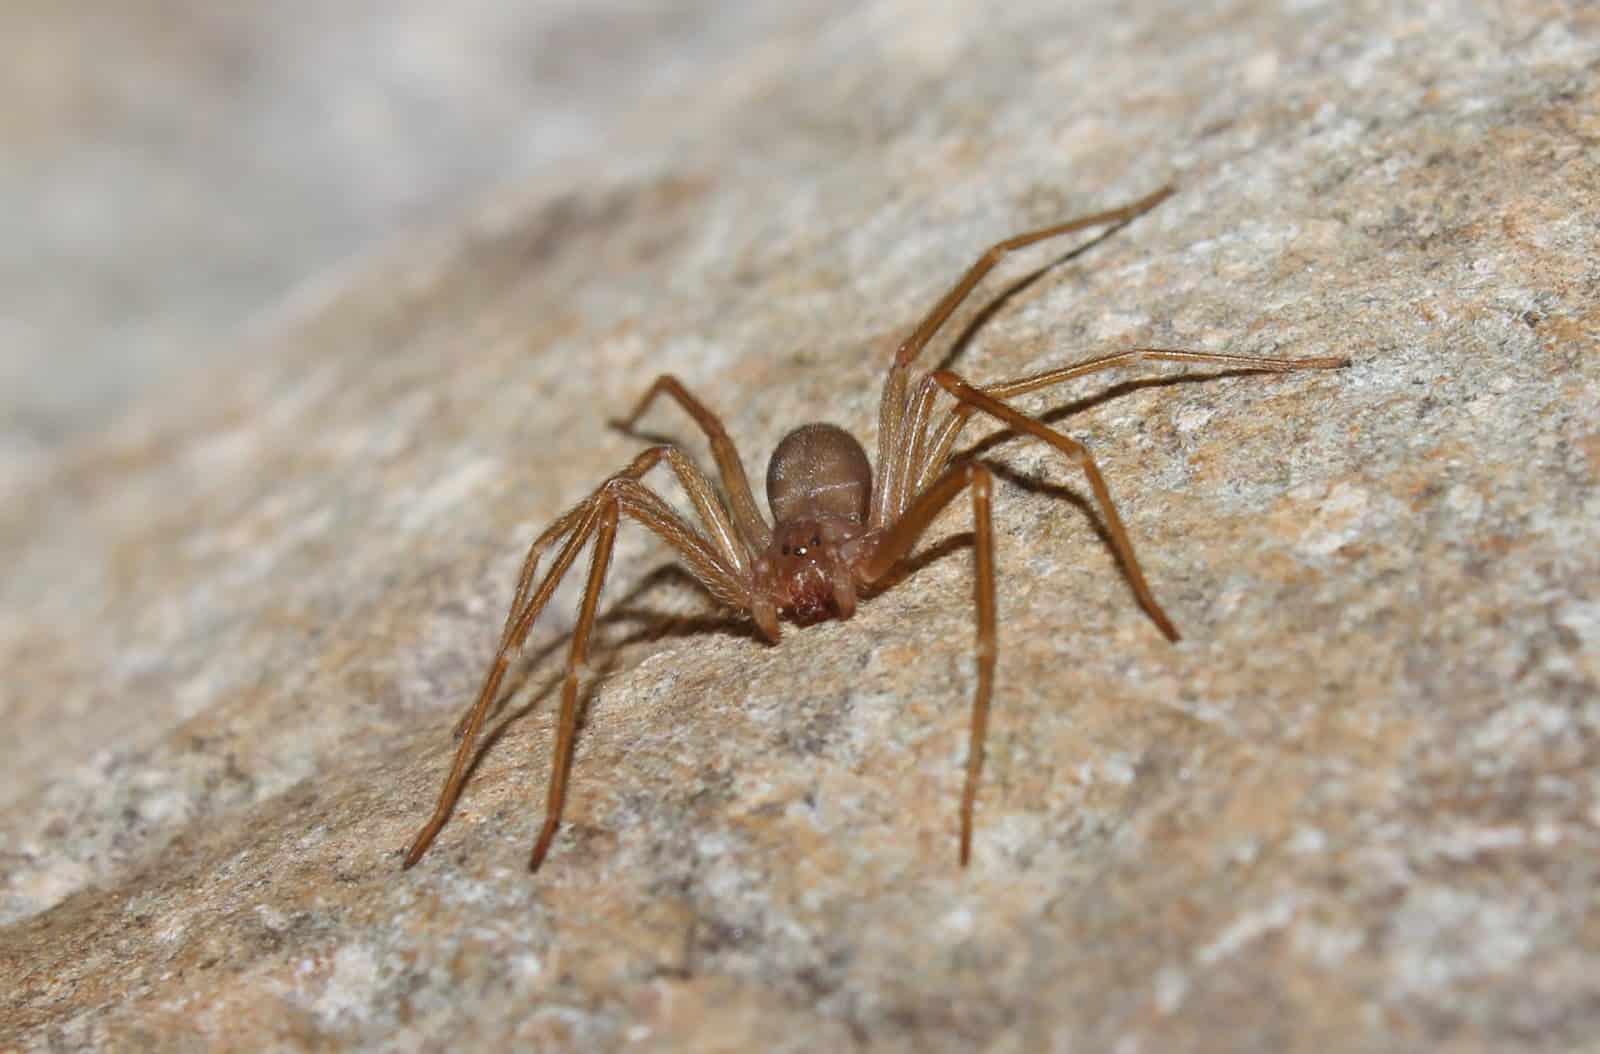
<box><xmin>887</xmin><ymin>374</ymin><xmax>948</xmax><ymax>522</ymax></box>
<box><xmin>872</xmin><ymin>185</ymin><xmax>1175</xmax><ymax>527</ymax></box>
<box><xmin>627</xmin><ymin>443</ymin><xmax>754</xmax><ymax>579</ymax></box>
<box><xmin>405</xmin><ymin>500</ymin><xmax>606</xmax><ymax>868</ymax></box>
<box><xmin>981</xmin><ymin>346</ymin><xmax>1350</xmax><ymax>402</ymax></box>
<box><xmin>930</xmin><ymin>369</ymin><xmax>1183</xmax><ymax>642</ymax></box>
<box><xmin>406</xmin><ymin>470</ymin><xmax>758</xmax><ymax>870</ymax></box>
<box><xmin>871</xmin><ymin>365</ymin><xmax>912</xmax><ymax>529</ymax></box>
<box><xmin>459</xmin><ymin>443</ymin><xmax>751</xmax><ymax>739</ymax></box>
<box><xmin>612</xmin><ymin>375</ymin><xmax>773</xmax><ymax>552</ymax></box>
<box><xmin>529</xmin><ymin>477</ymin><xmax>770</xmax><ymax>869</ymax></box>
<box><xmin>911</xmin><ymin>348</ymin><xmax>1350</xmax><ymax>497</ymax></box>
<box><xmin>891</xmin><ymin>187</ymin><xmax>1177</xmax><ymax>371</ymax></box>
<box><xmin>529</xmin><ymin>496</ymin><xmax>620</xmax><ymax>871</ymax></box>
<box><xmin>495</xmin><ymin>444</ymin><xmax>673</xmax><ymax>665</ymax></box>
<box><xmin>858</xmin><ymin>461</ymin><xmax>996</xmax><ymax>866</ymax></box>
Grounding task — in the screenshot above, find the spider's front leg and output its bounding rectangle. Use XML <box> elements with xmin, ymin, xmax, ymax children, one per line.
<box><xmin>858</xmin><ymin>461</ymin><xmax>997</xmax><ymax>866</ymax></box>
<box><xmin>527</xmin><ymin>496</ymin><xmax>620</xmax><ymax>870</ymax></box>
<box><xmin>405</xmin><ymin>496</ymin><xmax>612</xmax><ymax>869</ymax></box>
<box><xmin>452</xmin><ymin>443</ymin><xmax>749</xmax><ymax>740</ymax></box>
<box><xmin>405</xmin><ymin>458</ymin><xmax>759</xmax><ymax>871</ymax></box>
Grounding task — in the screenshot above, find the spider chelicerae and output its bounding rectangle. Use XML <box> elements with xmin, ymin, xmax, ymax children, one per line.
<box><xmin>403</xmin><ymin>185</ymin><xmax>1348</xmax><ymax>871</ymax></box>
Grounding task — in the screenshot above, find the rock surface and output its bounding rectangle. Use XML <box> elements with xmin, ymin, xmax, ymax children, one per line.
<box><xmin>4</xmin><ymin>1</ymin><xmax>1598</xmax><ymax>1050</ymax></box>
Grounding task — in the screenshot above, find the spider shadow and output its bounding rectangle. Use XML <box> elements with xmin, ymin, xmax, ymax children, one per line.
<box><xmin>436</xmin><ymin>564</ymin><xmax>761</xmax><ymax>808</ymax></box>
<box><xmin>981</xmin><ymin>457</ymin><xmax>1118</xmax><ymax>574</ymax></box>
<box><xmin>962</xmin><ymin>366</ymin><xmax>1296</xmax><ymax>460</ymax></box>
<box><xmin>858</xmin><ymin>530</ymin><xmax>980</xmax><ymax>599</ymax></box>
<box><xmin>935</xmin><ymin>366</ymin><xmax>1301</xmax><ymax>640</ymax></box>
<box><xmin>934</xmin><ymin>210</ymin><xmax>1144</xmax><ymax>375</ymax></box>
<box><xmin>857</xmin><ymin>461</ymin><xmax>1107</xmax><ymax>603</ymax></box>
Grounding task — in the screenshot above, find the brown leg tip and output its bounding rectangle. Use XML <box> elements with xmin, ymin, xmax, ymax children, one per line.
<box><xmin>529</xmin><ymin>826</ymin><xmax>557</xmax><ymax>872</ymax></box>
<box><xmin>403</xmin><ymin>824</ymin><xmax>440</xmax><ymax>869</ymax></box>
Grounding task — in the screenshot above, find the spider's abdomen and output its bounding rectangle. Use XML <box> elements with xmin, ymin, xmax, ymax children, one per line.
<box><xmin>765</xmin><ymin>423</ymin><xmax>872</xmax><ymax>528</ymax></box>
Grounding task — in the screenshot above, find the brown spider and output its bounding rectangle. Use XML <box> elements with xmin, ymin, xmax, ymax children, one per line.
<box><xmin>402</xmin><ymin>185</ymin><xmax>1348</xmax><ymax>872</ymax></box>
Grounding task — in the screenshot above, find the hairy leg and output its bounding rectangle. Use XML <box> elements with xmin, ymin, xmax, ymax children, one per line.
<box><xmin>405</xmin><ymin>501</ymin><xmax>605</xmax><ymax>868</ymax></box>
<box><xmin>892</xmin><ymin>188</ymin><xmax>1177</xmax><ymax>372</ymax></box>
<box><xmin>613</xmin><ymin>375</ymin><xmax>772</xmax><ymax>552</ymax></box>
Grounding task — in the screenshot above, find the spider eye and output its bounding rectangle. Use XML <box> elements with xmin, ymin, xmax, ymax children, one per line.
<box><xmin>781</xmin><ymin>544</ymin><xmax>790</xmax><ymax>556</ymax></box>
<box><xmin>811</xmin><ymin>533</ymin><xmax>820</xmax><ymax>546</ymax></box>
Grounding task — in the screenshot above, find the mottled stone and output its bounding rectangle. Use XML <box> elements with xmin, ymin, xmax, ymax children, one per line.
<box><xmin>3</xmin><ymin>1</ymin><xmax>1599</xmax><ymax>1051</ymax></box>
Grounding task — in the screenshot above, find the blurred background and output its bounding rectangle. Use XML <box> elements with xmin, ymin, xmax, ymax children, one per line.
<box><xmin>0</xmin><ymin>0</ymin><xmax>829</xmax><ymax>479</ymax></box>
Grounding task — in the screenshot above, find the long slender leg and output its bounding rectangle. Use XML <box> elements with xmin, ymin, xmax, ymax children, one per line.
<box><xmin>612</xmin><ymin>375</ymin><xmax>773</xmax><ymax>551</ymax></box>
<box><xmin>931</xmin><ymin>369</ymin><xmax>1183</xmax><ymax>642</ymax></box>
<box><xmin>625</xmin><ymin>444</ymin><xmax>752</xmax><ymax>579</ymax></box>
<box><xmin>517</xmin><ymin>482</ymin><xmax>765</xmax><ymax>866</ymax></box>
<box><xmin>911</xmin><ymin>348</ymin><xmax>1350</xmax><ymax>497</ymax></box>
<box><xmin>456</xmin><ymin>443</ymin><xmax>751</xmax><ymax>740</ymax></box>
<box><xmin>982</xmin><ymin>347</ymin><xmax>1350</xmax><ymax>402</ymax></box>
<box><xmin>911</xmin><ymin>403</ymin><xmax>975</xmax><ymax>507</ymax></box>
<box><xmin>529</xmin><ymin>498</ymin><xmax>620</xmax><ymax>870</ymax></box>
<box><xmin>407</xmin><ymin>474</ymin><xmax>757</xmax><ymax>869</ymax></box>
<box><xmin>873</xmin><ymin>186</ymin><xmax>1175</xmax><ymax>526</ymax></box>
<box><xmin>890</xmin><ymin>374</ymin><xmax>950</xmax><ymax>521</ymax></box>
<box><xmin>405</xmin><ymin>502</ymin><xmax>605</xmax><ymax>868</ymax></box>
<box><xmin>892</xmin><ymin>186</ymin><xmax>1175</xmax><ymax>371</ymax></box>
<box><xmin>858</xmin><ymin>462</ymin><xmax>996</xmax><ymax>866</ymax></box>
<box><xmin>495</xmin><ymin>445</ymin><xmax>670</xmax><ymax>661</ymax></box>
<box><xmin>870</xmin><ymin>365</ymin><xmax>910</xmax><ymax>529</ymax></box>
<box><xmin>600</xmin><ymin>474</ymin><xmax>779</xmax><ymax>641</ymax></box>
<box><xmin>607</xmin><ymin>477</ymin><xmax>752</xmax><ymax>613</ymax></box>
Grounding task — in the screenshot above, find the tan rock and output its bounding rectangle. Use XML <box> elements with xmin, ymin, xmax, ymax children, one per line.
<box><xmin>4</xmin><ymin>2</ymin><xmax>1598</xmax><ymax>1050</ymax></box>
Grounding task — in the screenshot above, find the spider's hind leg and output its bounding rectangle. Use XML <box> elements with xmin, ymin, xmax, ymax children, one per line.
<box><xmin>906</xmin><ymin>350</ymin><xmax>1348</xmax><ymax>639</ymax></box>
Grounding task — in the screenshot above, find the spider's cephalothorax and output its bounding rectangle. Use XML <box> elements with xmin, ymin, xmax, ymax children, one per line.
<box><xmin>760</xmin><ymin>423</ymin><xmax>874</xmax><ymax>623</ymax></box>
<box><xmin>403</xmin><ymin>184</ymin><xmax>1350</xmax><ymax>874</ymax></box>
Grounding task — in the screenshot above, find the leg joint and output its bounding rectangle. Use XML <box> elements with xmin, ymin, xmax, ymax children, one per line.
<box><xmin>964</xmin><ymin>461</ymin><xmax>993</xmax><ymax>494</ymax></box>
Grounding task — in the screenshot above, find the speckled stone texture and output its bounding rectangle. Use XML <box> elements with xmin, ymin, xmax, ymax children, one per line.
<box><xmin>3</xmin><ymin>2</ymin><xmax>1598</xmax><ymax>1051</ymax></box>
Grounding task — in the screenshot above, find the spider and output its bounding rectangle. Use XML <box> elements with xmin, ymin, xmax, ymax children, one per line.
<box><xmin>402</xmin><ymin>184</ymin><xmax>1348</xmax><ymax>872</ymax></box>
